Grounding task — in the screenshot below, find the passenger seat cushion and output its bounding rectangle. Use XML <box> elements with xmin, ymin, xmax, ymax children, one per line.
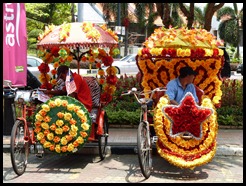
<box><xmin>83</xmin><ymin>76</ymin><xmax>101</xmax><ymax>108</ymax></box>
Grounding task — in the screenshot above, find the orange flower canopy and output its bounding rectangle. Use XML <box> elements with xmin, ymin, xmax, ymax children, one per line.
<box><xmin>36</xmin><ymin>22</ymin><xmax>120</xmax><ymax>104</ymax></box>
<box><xmin>143</xmin><ymin>26</ymin><xmax>224</xmax><ymax>49</ymax></box>
<box><xmin>37</xmin><ymin>22</ymin><xmax>118</xmax><ymax>49</ymax></box>
<box><xmin>137</xmin><ymin>26</ymin><xmax>225</xmax><ymax>106</ymax></box>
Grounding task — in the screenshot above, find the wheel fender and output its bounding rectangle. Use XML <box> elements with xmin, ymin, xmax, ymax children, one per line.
<box><xmin>97</xmin><ymin>110</ymin><xmax>105</xmax><ymax>135</ymax></box>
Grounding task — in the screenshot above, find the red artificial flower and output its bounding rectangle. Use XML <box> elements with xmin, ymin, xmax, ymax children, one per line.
<box><xmin>191</xmin><ymin>48</ymin><xmax>205</xmax><ymax>58</ymax></box>
<box><xmin>102</xmin><ymin>56</ymin><xmax>113</xmax><ymax>66</ymax></box>
<box><xmin>38</xmin><ymin>63</ymin><xmax>50</xmax><ymax>73</ymax></box>
<box><xmin>106</xmin><ymin>75</ymin><xmax>118</xmax><ymax>85</ymax></box>
<box><xmin>51</xmin><ymin>46</ymin><xmax>60</xmax><ymax>57</ymax></box>
<box><xmin>40</xmin><ymin>82</ymin><xmax>53</xmax><ymax>90</ymax></box>
<box><xmin>96</xmin><ymin>62</ymin><xmax>101</xmax><ymax>68</ymax></box>
<box><xmin>100</xmin><ymin>92</ymin><xmax>113</xmax><ymax>103</ymax></box>
<box><xmin>212</xmin><ymin>48</ymin><xmax>219</xmax><ymax>57</ymax></box>
<box><xmin>142</xmin><ymin>47</ymin><xmax>151</xmax><ymax>58</ymax></box>
<box><xmin>164</xmin><ymin>93</ymin><xmax>212</xmax><ymax>138</ymax></box>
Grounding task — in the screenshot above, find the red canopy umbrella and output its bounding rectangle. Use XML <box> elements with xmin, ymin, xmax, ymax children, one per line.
<box><xmin>37</xmin><ymin>22</ymin><xmax>119</xmax><ymax>74</ymax></box>
<box><xmin>37</xmin><ymin>22</ymin><xmax>118</xmax><ymax>48</ymax></box>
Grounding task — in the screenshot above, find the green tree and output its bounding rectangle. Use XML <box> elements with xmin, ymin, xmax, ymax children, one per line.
<box><xmin>217</xmin><ymin>3</ymin><xmax>243</xmax><ymax>59</ymax></box>
<box><xmin>25</xmin><ymin>3</ymin><xmax>76</xmax><ymax>54</ymax></box>
<box><xmin>179</xmin><ymin>3</ymin><xmax>224</xmax><ymax>30</ymax></box>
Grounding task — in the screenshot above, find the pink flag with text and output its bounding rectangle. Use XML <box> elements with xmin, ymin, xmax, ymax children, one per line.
<box><xmin>3</xmin><ymin>3</ymin><xmax>27</xmax><ymax>87</ymax></box>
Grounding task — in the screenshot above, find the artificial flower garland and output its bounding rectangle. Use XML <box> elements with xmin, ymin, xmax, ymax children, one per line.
<box><xmin>37</xmin><ymin>46</ymin><xmax>74</xmax><ymax>90</ymax></box>
<box><xmin>37</xmin><ymin>22</ymin><xmax>120</xmax><ymax>104</ymax></box>
<box><xmin>137</xmin><ymin>56</ymin><xmax>223</xmax><ymax>106</ymax></box>
<box><xmin>144</xmin><ymin>26</ymin><xmax>224</xmax><ymax>49</ymax></box>
<box><xmin>137</xmin><ymin>26</ymin><xmax>224</xmax><ymax>106</ymax></box>
<box><xmin>154</xmin><ymin>93</ymin><xmax>218</xmax><ymax>169</ymax></box>
<box><xmin>33</xmin><ymin>96</ymin><xmax>91</xmax><ymax>154</ymax></box>
<box><xmin>137</xmin><ymin>26</ymin><xmax>222</xmax><ymax>169</ymax></box>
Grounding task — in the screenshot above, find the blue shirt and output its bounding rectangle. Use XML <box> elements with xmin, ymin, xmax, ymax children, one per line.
<box><xmin>166</xmin><ymin>78</ymin><xmax>198</xmax><ymax>104</ymax></box>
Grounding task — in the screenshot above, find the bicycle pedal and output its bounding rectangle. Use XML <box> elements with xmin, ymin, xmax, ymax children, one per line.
<box><xmin>35</xmin><ymin>153</ymin><xmax>44</xmax><ymax>159</ymax></box>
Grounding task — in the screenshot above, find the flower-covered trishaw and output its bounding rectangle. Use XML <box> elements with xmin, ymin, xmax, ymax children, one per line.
<box><xmin>136</xmin><ymin>26</ymin><xmax>225</xmax><ymax>178</ymax></box>
<box><xmin>10</xmin><ymin>22</ymin><xmax>120</xmax><ymax>176</ymax></box>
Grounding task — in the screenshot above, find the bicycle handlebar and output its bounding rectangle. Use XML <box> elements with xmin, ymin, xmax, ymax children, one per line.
<box><xmin>121</xmin><ymin>87</ymin><xmax>166</xmax><ymax>105</ymax></box>
<box><xmin>3</xmin><ymin>80</ymin><xmax>41</xmax><ymax>101</ymax></box>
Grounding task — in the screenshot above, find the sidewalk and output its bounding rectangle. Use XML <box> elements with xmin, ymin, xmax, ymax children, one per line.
<box><xmin>3</xmin><ymin>128</ymin><xmax>243</xmax><ymax>156</ymax></box>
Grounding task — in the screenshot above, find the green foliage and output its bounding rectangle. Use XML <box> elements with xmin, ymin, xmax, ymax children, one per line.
<box><xmin>105</xmin><ymin>74</ymin><xmax>142</xmax><ymax>125</ymax></box>
<box><xmin>107</xmin><ymin>109</ymin><xmax>141</xmax><ymax>126</ymax></box>
<box><xmin>220</xmin><ymin>79</ymin><xmax>243</xmax><ymax>108</ymax></box>
<box><xmin>25</xmin><ymin>3</ymin><xmax>76</xmax><ymax>54</ymax></box>
<box><xmin>217</xmin><ymin>107</ymin><xmax>243</xmax><ymax>126</ymax></box>
<box><xmin>216</xmin><ymin>79</ymin><xmax>243</xmax><ymax>126</ymax></box>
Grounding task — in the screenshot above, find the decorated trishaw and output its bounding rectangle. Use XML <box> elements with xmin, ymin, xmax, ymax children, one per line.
<box><xmin>135</xmin><ymin>26</ymin><xmax>225</xmax><ymax>178</ymax></box>
<box><xmin>8</xmin><ymin>22</ymin><xmax>120</xmax><ymax>176</ymax></box>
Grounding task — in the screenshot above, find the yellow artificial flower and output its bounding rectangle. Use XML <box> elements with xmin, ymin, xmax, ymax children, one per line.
<box><xmin>56</xmin><ymin>120</ymin><xmax>64</xmax><ymax>127</ymax></box>
<box><xmin>64</xmin><ymin>112</ymin><xmax>72</xmax><ymax>121</ymax></box>
<box><xmin>67</xmin><ymin>104</ymin><xmax>75</xmax><ymax>111</ymax></box>
<box><xmin>35</xmin><ymin>113</ymin><xmax>44</xmax><ymax>122</ymax></box>
<box><xmin>76</xmin><ymin>136</ymin><xmax>84</xmax><ymax>144</ymax></box>
<box><xmin>41</xmin><ymin>122</ymin><xmax>49</xmax><ymax>130</ymax></box>
<box><xmin>81</xmin><ymin>123</ymin><xmax>90</xmax><ymax>131</ymax></box>
<box><xmin>47</xmin><ymin>132</ymin><xmax>54</xmax><ymax>141</ymax></box>
<box><xmin>41</xmin><ymin>104</ymin><xmax>50</xmax><ymax>112</ymax></box>
<box><xmin>55</xmin><ymin>127</ymin><xmax>63</xmax><ymax>135</ymax></box>
<box><xmin>54</xmin><ymin>98</ymin><xmax>62</xmax><ymax>107</ymax></box>
<box><xmin>55</xmin><ymin>144</ymin><xmax>61</xmax><ymax>153</ymax></box>
<box><xmin>67</xmin><ymin>143</ymin><xmax>75</xmax><ymax>152</ymax></box>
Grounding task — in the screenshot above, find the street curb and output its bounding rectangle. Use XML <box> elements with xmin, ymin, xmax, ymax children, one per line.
<box><xmin>216</xmin><ymin>145</ymin><xmax>243</xmax><ymax>156</ymax></box>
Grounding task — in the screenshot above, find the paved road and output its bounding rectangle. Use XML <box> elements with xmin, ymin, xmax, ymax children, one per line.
<box><xmin>230</xmin><ymin>71</ymin><xmax>243</xmax><ymax>80</ymax></box>
<box><xmin>3</xmin><ymin>152</ymin><xmax>243</xmax><ymax>183</ymax></box>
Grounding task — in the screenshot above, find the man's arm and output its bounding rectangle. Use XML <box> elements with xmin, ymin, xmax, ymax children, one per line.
<box><xmin>42</xmin><ymin>89</ymin><xmax>66</xmax><ymax>96</ymax></box>
<box><xmin>170</xmin><ymin>99</ymin><xmax>179</xmax><ymax>105</ymax></box>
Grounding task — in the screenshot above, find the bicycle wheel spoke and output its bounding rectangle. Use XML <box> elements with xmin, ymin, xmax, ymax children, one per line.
<box><xmin>11</xmin><ymin>120</ymin><xmax>28</xmax><ymax>176</ymax></box>
<box><xmin>137</xmin><ymin>122</ymin><xmax>152</xmax><ymax>179</ymax></box>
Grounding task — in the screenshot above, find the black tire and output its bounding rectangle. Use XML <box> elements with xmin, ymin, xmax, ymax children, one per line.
<box><xmin>98</xmin><ymin>112</ymin><xmax>109</xmax><ymax>160</ymax></box>
<box><xmin>137</xmin><ymin>121</ymin><xmax>152</xmax><ymax>179</ymax></box>
<box><xmin>115</xmin><ymin>67</ymin><xmax>120</xmax><ymax>74</ymax></box>
<box><xmin>10</xmin><ymin>120</ymin><xmax>29</xmax><ymax>176</ymax></box>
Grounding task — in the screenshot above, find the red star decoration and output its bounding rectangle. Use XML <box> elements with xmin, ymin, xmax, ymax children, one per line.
<box><xmin>163</xmin><ymin>92</ymin><xmax>212</xmax><ymax>139</ymax></box>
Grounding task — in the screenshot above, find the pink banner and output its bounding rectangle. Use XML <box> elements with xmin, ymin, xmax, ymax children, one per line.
<box><xmin>3</xmin><ymin>3</ymin><xmax>27</xmax><ymax>87</ymax></box>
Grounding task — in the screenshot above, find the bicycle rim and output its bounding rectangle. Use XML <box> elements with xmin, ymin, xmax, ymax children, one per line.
<box><xmin>137</xmin><ymin>121</ymin><xmax>152</xmax><ymax>179</ymax></box>
<box><xmin>10</xmin><ymin>120</ymin><xmax>29</xmax><ymax>176</ymax></box>
<box><xmin>98</xmin><ymin>112</ymin><xmax>109</xmax><ymax>161</ymax></box>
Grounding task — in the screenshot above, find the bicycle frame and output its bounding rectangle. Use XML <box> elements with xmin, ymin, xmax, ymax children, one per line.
<box><xmin>122</xmin><ymin>87</ymin><xmax>166</xmax><ymax>179</ymax></box>
<box><xmin>15</xmin><ymin>98</ymin><xmax>36</xmax><ymax>145</ymax></box>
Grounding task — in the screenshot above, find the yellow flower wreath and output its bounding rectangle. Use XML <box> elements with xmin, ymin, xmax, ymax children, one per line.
<box><xmin>33</xmin><ymin>96</ymin><xmax>91</xmax><ymax>155</ymax></box>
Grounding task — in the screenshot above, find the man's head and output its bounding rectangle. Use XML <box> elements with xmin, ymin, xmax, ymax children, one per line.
<box><xmin>57</xmin><ymin>65</ymin><xmax>69</xmax><ymax>80</ymax></box>
<box><xmin>179</xmin><ymin>66</ymin><xmax>197</xmax><ymax>84</ymax></box>
<box><xmin>179</xmin><ymin>66</ymin><xmax>197</xmax><ymax>78</ymax></box>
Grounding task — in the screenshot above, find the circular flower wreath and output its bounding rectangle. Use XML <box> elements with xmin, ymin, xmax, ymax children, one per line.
<box><xmin>33</xmin><ymin>96</ymin><xmax>91</xmax><ymax>154</ymax></box>
<box><xmin>153</xmin><ymin>93</ymin><xmax>218</xmax><ymax>169</ymax></box>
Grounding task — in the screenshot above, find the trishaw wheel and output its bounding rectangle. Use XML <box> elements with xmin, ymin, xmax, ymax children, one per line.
<box><xmin>98</xmin><ymin>112</ymin><xmax>109</xmax><ymax>160</ymax></box>
<box><xmin>137</xmin><ymin>121</ymin><xmax>152</xmax><ymax>179</ymax></box>
<box><xmin>10</xmin><ymin>120</ymin><xmax>29</xmax><ymax>176</ymax></box>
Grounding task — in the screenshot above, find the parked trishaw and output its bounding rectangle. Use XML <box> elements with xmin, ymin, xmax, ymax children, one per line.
<box><xmin>126</xmin><ymin>26</ymin><xmax>225</xmax><ymax>178</ymax></box>
<box><xmin>7</xmin><ymin>22</ymin><xmax>120</xmax><ymax>176</ymax></box>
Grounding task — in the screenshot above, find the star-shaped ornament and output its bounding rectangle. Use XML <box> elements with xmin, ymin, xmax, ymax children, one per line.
<box><xmin>162</xmin><ymin>92</ymin><xmax>213</xmax><ymax>139</ymax></box>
